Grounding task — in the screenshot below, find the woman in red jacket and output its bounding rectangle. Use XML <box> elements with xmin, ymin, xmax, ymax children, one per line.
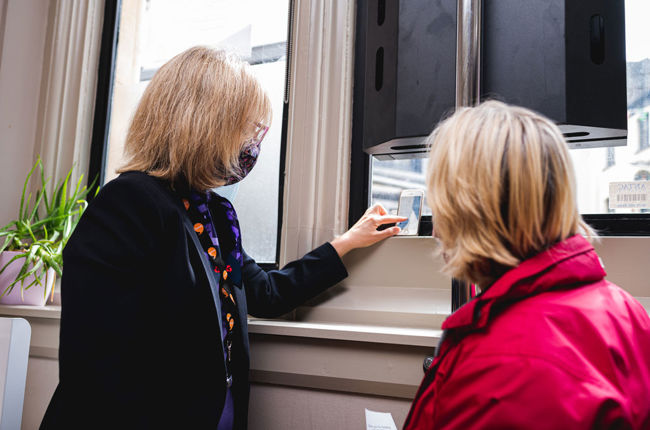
<box><xmin>405</xmin><ymin>101</ymin><xmax>650</xmax><ymax>429</ymax></box>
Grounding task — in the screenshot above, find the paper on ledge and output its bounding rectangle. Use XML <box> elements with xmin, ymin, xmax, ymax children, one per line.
<box><xmin>365</xmin><ymin>408</ymin><xmax>397</xmax><ymax>430</ymax></box>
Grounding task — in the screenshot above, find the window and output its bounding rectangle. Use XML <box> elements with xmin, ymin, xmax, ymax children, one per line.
<box><xmin>370</xmin><ymin>157</ymin><xmax>431</xmax><ymax>215</ymax></box>
<box><xmin>353</xmin><ymin>0</ymin><xmax>650</xmax><ymax>233</ymax></box>
<box><xmin>91</xmin><ymin>0</ymin><xmax>291</xmax><ymax>264</ymax></box>
<box><xmin>570</xmin><ymin>0</ymin><xmax>650</xmax><ymax>217</ymax></box>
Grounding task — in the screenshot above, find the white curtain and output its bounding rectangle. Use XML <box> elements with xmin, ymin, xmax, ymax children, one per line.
<box><xmin>0</xmin><ymin>0</ymin><xmax>8</xmax><ymax>70</ymax></box>
<box><xmin>33</xmin><ymin>0</ymin><xmax>105</xmax><ymax>191</ymax></box>
<box><xmin>280</xmin><ymin>0</ymin><xmax>355</xmax><ymax>264</ymax></box>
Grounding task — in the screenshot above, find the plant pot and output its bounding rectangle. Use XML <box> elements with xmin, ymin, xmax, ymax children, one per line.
<box><xmin>0</xmin><ymin>251</ymin><xmax>55</xmax><ymax>306</ymax></box>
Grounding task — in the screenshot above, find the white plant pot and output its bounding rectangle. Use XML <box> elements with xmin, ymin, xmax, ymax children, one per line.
<box><xmin>0</xmin><ymin>251</ymin><xmax>56</xmax><ymax>306</ymax></box>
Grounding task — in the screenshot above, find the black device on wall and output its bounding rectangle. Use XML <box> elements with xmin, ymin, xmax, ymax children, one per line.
<box><xmin>353</xmin><ymin>0</ymin><xmax>627</xmax><ymax>160</ymax></box>
<box><xmin>482</xmin><ymin>0</ymin><xmax>627</xmax><ymax>148</ymax></box>
<box><xmin>354</xmin><ymin>0</ymin><xmax>457</xmax><ymax>160</ymax></box>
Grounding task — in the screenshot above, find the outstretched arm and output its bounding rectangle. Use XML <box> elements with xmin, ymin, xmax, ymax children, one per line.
<box><xmin>243</xmin><ymin>204</ymin><xmax>406</xmax><ymax>317</ymax></box>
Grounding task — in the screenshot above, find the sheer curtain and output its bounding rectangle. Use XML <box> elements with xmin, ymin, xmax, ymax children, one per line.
<box><xmin>34</xmin><ymin>0</ymin><xmax>104</xmax><ymax>190</ymax></box>
<box><xmin>280</xmin><ymin>0</ymin><xmax>355</xmax><ymax>264</ymax></box>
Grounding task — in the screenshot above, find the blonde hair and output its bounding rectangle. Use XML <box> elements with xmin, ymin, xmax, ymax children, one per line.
<box><xmin>118</xmin><ymin>46</ymin><xmax>271</xmax><ymax>190</ymax></box>
<box><xmin>426</xmin><ymin>100</ymin><xmax>594</xmax><ymax>286</ymax></box>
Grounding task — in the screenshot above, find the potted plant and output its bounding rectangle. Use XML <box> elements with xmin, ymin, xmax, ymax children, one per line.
<box><xmin>0</xmin><ymin>158</ymin><xmax>94</xmax><ymax>306</ymax></box>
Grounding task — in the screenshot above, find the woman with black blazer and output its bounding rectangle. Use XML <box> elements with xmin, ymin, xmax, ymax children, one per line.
<box><xmin>40</xmin><ymin>47</ymin><xmax>404</xmax><ymax>429</ymax></box>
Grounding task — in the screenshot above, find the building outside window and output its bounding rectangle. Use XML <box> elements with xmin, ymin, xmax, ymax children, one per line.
<box><xmin>371</xmin><ymin>157</ymin><xmax>430</xmax><ymax>215</ymax></box>
<box><xmin>638</xmin><ymin>112</ymin><xmax>649</xmax><ymax>152</ymax></box>
<box><xmin>101</xmin><ymin>0</ymin><xmax>290</xmax><ymax>263</ymax></box>
<box><xmin>605</xmin><ymin>147</ymin><xmax>616</xmax><ymax>170</ymax></box>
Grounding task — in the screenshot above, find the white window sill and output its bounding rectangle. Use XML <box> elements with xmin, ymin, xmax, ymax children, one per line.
<box><xmin>1</xmin><ymin>294</ymin><xmax>647</xmax><ymax>338</ymax></box>
<box><xmin>248</xmin><ymin>318</ymin><xmax>442</xmax><ymax>347</ymax></box>
<box><xmin>0</xmin><ymin>304</ymin><xmax>61</xmax><ymax>319</ymax></box>
<box><xmin>0</xmin><ymin>304</ymin><xmax>441</xmax><ymax>347</ymax></box>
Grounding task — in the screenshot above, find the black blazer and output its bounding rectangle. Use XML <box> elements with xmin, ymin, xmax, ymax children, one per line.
<box><xmin>40</xmin><ymin>171</ymin><xmax>348</xmax><ymax>429</ymax></box>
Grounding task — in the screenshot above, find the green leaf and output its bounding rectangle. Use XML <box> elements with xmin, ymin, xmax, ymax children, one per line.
<box><xmin>52</xmin><ymin>178</ymin><xmax>65</xmax><ymax>218</ymax></box>
<box><xmin>67</xmin><ymin>173</ymin><xmax>84</xmax><ymax>212</ymax></box>
<box><xmin>0</xmin><ymin>285</ymin><xmax>13</xmax><ymax>299</ymax></box>
<box><xmin>39</xmin><ymin>161</ymin><xmax>51</xmax><ymax>212</ymax></box>
<box><xmin>0</xmin><ymin>251</ymin><xmax>28</xmax><ymax>277</ymax></box>
<box><xmin>23</xmin><ymin>192</ymin><xmax>32</xmax><ymax>220</ymax></box>
<box><xmin>19</xmin><ymin>159</ymin><xmax>40</xmax><ymax>220</ymax></box>
<box><xmin>0</xmin><ymin>220</ymin><xmax>18</xmax><ymax>234</ymax></box>
<box><xmin>19</xmin><ymin>220</ymin><xmax>38</xmax><ymax>244</ymax></box>
<box><xmin>23</xmin><ymin>277</ymin><xmax>40</xmax><ymax>292</ymax></box>
<box><xmin>14</xmin><ymin>258</ymin><xmax>43</xmax><ymax>288</ymax></box>
<box><xmin>29</xmin><ymin>213</ymin><xmax>69</xmax><ymax>231</ymax></box>
<box><xmin>26</xmin><ymin>242</ymin><xmax>40</xmax><ymax>262</ymax></box>
<box><xmin>11</xmin><ymin>237</ymin><xmax>25</xmax><ymax>251</ymax></box>
<box><xmin>10</xmin><ymin>256</ymin><xmax>32</xmax><ymax>288</ymax></box>
<box><xmin>0</xmin><ymin>235</ymin><xmax>13</xmax><ymax>253</ymax></box>
<box><xmin>46</xmin><ymin>256</ymin><xmax>62</xmax><ymax>277</ymax></box>
<box><xmin>28</xmin><ymin>188</ymin><xmax>45</xmax><ymax>222</ymax></box>
<box><xmin>63</xmin><ymin>215</ymin><xmax>73</xmax><ymax>239</ymax></box>
<box><xmin>57</xmin><ymin>169</ymin><xmax>72</xmax><ymax>219</ymax></box>
<box><xmin>49</xmin><ymin>230</ymin><xmax>59</xmax><ymax>243</ymax></box>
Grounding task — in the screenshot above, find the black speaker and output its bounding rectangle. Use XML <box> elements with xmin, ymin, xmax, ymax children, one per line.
<box><xmin>481</xmin><ymin>0</ymin><xmax>627</xmax><ymax>148</ymax></box>
<box><xmin>354</xmin><ymin>0</ymin><xmax>627</xmax><ymax>159</ymax></box>
<box><xmin>354</xmin><ymin>0</ymin><xmax>457</xmax><ymax>160</ymax></box>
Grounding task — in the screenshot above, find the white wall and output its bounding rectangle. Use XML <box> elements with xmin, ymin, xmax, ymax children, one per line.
<box><xmin>0</xmin><ymin>5</ymin><xmax>56</xmax><ymax>427</ymax></box>
<box><xmin>249</xmin><ymin>384</ymin><xmax>412</xmax><ymax>429</ymax></box>
<box><xmin>0</xmin><ymin>0</ymin><xmax>7</xmax><ymax>68</ymax></box>
<box><xmin>0</xmin><ymin>0</ymin><xmax>50</xmax><ymax>225</ymax></box>
<box><xmin>21</xmin><ymin>357</ymin><xmax>57</xmax><ymax>430</ymax></box>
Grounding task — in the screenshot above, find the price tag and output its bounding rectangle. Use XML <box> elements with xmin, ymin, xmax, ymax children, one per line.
<box><xmin>608</xmin><ymin>181</ymin><xmax>650</xmax><ymax>209</ymax></box>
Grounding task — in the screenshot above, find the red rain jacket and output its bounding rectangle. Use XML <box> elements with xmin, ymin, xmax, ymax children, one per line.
<box><xmin>404</xmin><ymin>235</ymin><xmax>650</xmax><ymax>429</ymax></box>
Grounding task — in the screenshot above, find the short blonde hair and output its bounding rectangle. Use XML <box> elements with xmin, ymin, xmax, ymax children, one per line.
<box><xmin>118</xmin><ymin>46</ymin><xmax>271</xmax><ymax>190</ymax></box>
<box><xmin>426</xmin><ymin>100</ymin><xmax>593</xmax><ymax>286</ymax></box>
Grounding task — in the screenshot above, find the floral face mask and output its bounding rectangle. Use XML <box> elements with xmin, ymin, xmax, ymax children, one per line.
<box><xmin>225</xmin><ymin>123</ymin><xmax>269</xmax><ymax>185</ymax></box>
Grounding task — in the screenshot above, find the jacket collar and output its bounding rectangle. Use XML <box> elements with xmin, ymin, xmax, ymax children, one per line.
<box><xmin>442</xmin><ymin>235</ymin><xmax>606</xmax><ymax>331</ymax></box>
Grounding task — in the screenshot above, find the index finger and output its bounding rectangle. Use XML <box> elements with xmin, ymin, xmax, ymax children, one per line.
<box><xmin>375</xmin><ymin>215</ymin><xmax>408</xmax><ymax>224</ymax></box>
<box><xmin>365</xmin><ymin>204</ymin><xmax>387</xmax><ymax>216</ymax></box>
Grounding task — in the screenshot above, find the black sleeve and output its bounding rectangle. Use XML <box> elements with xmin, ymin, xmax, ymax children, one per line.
<box><xmin>242</xmin><ymin>242</ymin><xmax>348</xmax><ymax>318</ymax></box>
<box><xmin>56</xmin><ymin>174</ymin><xmax>167</xmax><ymax>424</ymax></box>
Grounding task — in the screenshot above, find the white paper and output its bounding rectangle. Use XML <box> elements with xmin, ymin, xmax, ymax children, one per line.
<box><xmin>608</xmin><ymin>181</ymin><xmax>650</xmax><ymax>209</ymax></box>
<box><xmin>365</xmin><ymin>408</ymin><xmax>398</xmax><ymax>430</ymax></box>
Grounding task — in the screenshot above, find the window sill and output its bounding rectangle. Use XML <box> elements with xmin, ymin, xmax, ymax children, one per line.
<box><xmin>0</xmin><ymin>305</ymin><xmax>62</xmax><ymax>359</ymax></box>
<box><xmin>0</xmin><ymin>304</ymin><xmax>443</xmax><ymax>347</ymax></box>
<box><xmin>248</xmin><ymin>319</ymin><xmax>442</xmax><ymax>347</ymax></box>
<box><xmin>0</xmin><ymin>304</ymin><xmax>61</xmax><ymax>319</ymax></box>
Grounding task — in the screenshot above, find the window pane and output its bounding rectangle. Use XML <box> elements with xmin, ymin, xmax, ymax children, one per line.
<box><xmin>227</xmin><ymin>59</ymin><xmax>286</xmax><ymax>261</ymax></box>
<box><xmin>104</xmin><ymin>0</ymin><xmax>289</xmax><ymax>263</ymax></box>
<box><xmin>570</xmin><ymin>0</ymin><xmax>650</xmax><ymax>214</ymax></box>
<box><xmin>370</xmin><ymin>157</ymin><xmax>431</xmax><ymax>215</ymax></box>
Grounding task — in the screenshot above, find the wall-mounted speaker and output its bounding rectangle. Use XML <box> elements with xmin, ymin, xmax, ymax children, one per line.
<box><xmin>354</xmin><ymin>0</ymin><xmax>627</xmax><ymax>159</ymax></box>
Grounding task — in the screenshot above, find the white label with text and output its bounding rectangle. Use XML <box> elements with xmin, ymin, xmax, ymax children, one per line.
<box><xmin>609</xmin><ymin>181</ymin><xmax>650</xmax><ymax>209</ymax></box>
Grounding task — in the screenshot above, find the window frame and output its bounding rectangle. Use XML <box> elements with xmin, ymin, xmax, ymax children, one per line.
<box><xmin>88</xmin><ymin>0</ymin><xmax>121</xmax><ymax>188</ymax></box>
<box><xmin>88</xmin><ymin>0</ymin><xmax>291</xmax><ymax>270</ymax></box>
<box><xmin>348</xmin><ymin>0</ymin><xmax>372</xmax><ymax>228</ymax></box>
